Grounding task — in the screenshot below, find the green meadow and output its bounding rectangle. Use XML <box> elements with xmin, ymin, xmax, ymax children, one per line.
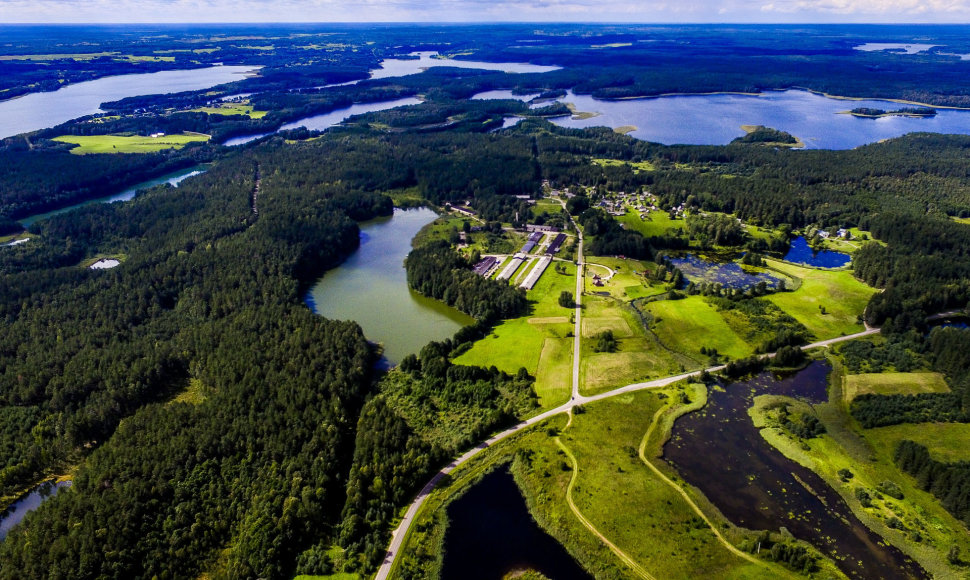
<box><xmin>53</xmin><ymin>132</ymin><xmax>209</xmax><ymax>154</ymax></box>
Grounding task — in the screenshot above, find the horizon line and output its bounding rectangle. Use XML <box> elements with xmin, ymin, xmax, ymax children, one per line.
<box><xmin>2</xmin><ymin>21</ymin><xmax>970</xmax><ymax>26</ymax></box>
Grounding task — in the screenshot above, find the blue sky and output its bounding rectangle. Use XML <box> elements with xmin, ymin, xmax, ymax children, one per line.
<box><xmin>1</xmin><ymin>0</ymin><xmax>969</xmax><ymax>23</ymax></box>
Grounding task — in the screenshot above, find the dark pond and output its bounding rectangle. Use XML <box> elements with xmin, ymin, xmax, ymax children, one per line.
<box><xmin>783</xmin><ymin>236</ymin><xmax>851</xmax><ymax>268</ymax></box>
<box><xmin>669</xmin><ymin>254</ymin><xmax>783</xmax><ymax>290</ymax></box>
<box><xmin>929</xmin><ymin>317</ymin><xmax>969</xmax><ymax>331</ymax></box>
<box><xmin>441</xmin><ymin>466</ymin><xmax>591</xmax><ymax>580</ymax></box>
<box><xmin>664</xmin><ymin>361</ymin><xmax>926</xmax><ymax>579</ymax></box>
<box><xmin>0</xmin><ymin>479</ymin><xmax>71</xmax><ymax>540</ymax></box>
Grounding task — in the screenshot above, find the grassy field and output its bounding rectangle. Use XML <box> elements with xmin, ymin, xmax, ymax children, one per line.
<box><xmin>533</xmin><ymin>199</ymin><xmax>565</xmax><ymax>219</ymax></box>
<box><xmin>764</xmin><ymin>258</ymin><xmax>876</xmax><ymax>339</ymax></box>
<box><xmin>748</xmin><ymin>360</ymin><xmax>970</xmax><ymax>579</ymax></box>
<box><xmin>53</xmin><ymin>132</ymin><xmax>209</xmax><ymax>154</ymax></box>
<box><xmin>843</xmin><ymin>372</ymin><xmax>949</xmax><ymax>402</ymax></box>
<box><xmin>868</xmin><ymin>423</ymin><xmax>970</xmax><ymax>463</ymax></box>
<box><xmin>618</xmin><ymin>208</ymin><xmax>686</xmax><ymax>238</ymax></box>
<box><xmin>454</xmin><ymin>262</ymin><xmax>577</xmax><ymax>409</ymax></box>
<box><xmin>645</xmin><ymin>296</ymin><xmax>753</xmax><ymax>361</ymax></box>
<box><xmin>553</xmin><ymin>390</ymin><xmax>775</xmax><ymax>579</ymax></box>
<box><xmin>188</xmin><ymin>101</ymin><xmax>268</xmax><ymax>119</ymax></box>
<box><xmin>584</xmin><ymin>255</ymin><xmax>666</xmax><ymax>300</ymax></box>
<box><xmin>952</xmin><ymin>216</ymin><xmax>970</xmax><ymax>225</ymax></box>
<box><xmin>580</xmin><ymin>296</ymin><xmax>694</xmax><ymax>395</ymax></box>
<box><xmin>592</xmin><ymin>158</ymin><xmax>656</xmax><ymax>172</ymax></box>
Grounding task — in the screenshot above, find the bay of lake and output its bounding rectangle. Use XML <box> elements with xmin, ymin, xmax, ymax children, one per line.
<box><xmin>0</xmin><ymin>65</ymin><xmax>256</xmax><ymax>140</ymax></box>
<box><xmin>305</xmin><ymin>208</ymin><xmax>474</xmax><ymax>366</ymax></box>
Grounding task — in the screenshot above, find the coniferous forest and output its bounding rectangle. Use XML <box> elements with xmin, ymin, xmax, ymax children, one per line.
<box><xmin>1</xmin><ymin>23</ymin><xmax>970</xmax><ymax>580</ymax></box>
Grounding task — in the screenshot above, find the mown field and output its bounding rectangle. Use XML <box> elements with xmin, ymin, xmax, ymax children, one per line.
<box><xmin>579</xmin><ymin>295</ymin><xmax>692</xmax><ymax>395</ymax></box>
<box><xmin>584</xmin><ymin>255</ymin><xmax>666</xmax><ymax>300</ymax></box>
<box><xmin>53</xmin><ymin>132</ymin><xmax>210</xmax><ymax>154</ymax></box>
<box><xmin>617</xmin><ymin>208</ymin><xmax>685</xmax><ymax>238</ymax></box>
<box><xmin>843</xmin><ymin>372</ymin><xmax>950</xmax><ymax>402</ymax></box>
<box><xmin>645</xmin><ymin>295</ymin><xmax>753</xmax><ymax>362</ymax></box>
<box><xmin>189</xmin><ymin>101</ymin><xmax>268</xmax><ymax>118</ymax></box>
<box><xmin>454</xmin><ymin>261</ymin><xmax>576</xmax><ymax>409</ymax></box>
<box><xmin>765</xmin><ymin>258</ymin><xmax>876</xmax><ymax>339</ymax></box>
<box><xmin>867</xmin><ymin>423</ymin><xmax>970</xmax><ymax>464</ymax></box>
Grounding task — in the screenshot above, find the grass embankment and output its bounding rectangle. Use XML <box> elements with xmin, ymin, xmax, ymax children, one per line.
<box><xmin>454</xmin><ymin>262</ymin><xmax>576</xmax><ymax>409</ymax></box>
<box><xmin>843</xmin><ymin>372</ymin><xmax>949</xmax><ymax>402</ymax></box>
<box><xmin>749</xmin><ymin>358</ymin><xmax>970</xmax><ymax>578</ymax></box>
<box><xmin>53</xmin><ymin>132</ymin><xmax>210</xmax><ymax>154</ymax></box>
<box><xmin>765</xmin><ymin>258</ymin><xmax>876</xmax><ymax>339</ymax></box>
<box><xmin>579</xmin><ymin>295</ymin><xmax>694</xmax><ymax>396</ymax></box>
<box><xmin>644</xmin><ymin>295</ymin><xmax>753</xmax><ymax>362</ymax></box>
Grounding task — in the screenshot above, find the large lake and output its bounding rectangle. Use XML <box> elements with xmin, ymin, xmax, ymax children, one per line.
<box><xmin>305</xmin><ymin>207</ymin><xmax>474</xmax><ymax>366</ymax></box>
<box><xmin>370</xmin><ymin>51</ymin><xmax>559</xmax><ymax>80</ymax></box>
<box><xmin>0</xmin><ymin>65</ymin><xmax>256</xmax><ymax>140</ymax></box>
<box><xmin>530</xmin><ymin>89</ymin><xmax>970</xmax><ymax>149</ymax></box>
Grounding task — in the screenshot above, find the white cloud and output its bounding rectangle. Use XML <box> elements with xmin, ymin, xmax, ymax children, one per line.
<box><xmin>1</xmin><ymin>0</ymin><xmax>969</xmax><ymax>22</ymax></box>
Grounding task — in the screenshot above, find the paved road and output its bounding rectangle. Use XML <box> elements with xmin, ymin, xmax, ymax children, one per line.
<box><xmin>374</xmin><ymin>319</ymin><xmax>883</xmax><ymax>577</ymax></box>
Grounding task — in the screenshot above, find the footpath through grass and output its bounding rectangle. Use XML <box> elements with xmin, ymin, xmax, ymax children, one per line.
<box><xmin>53</xmin><ymin>132</ymin><xmax>210</xmax><ymax>154</ymax></box>
<box><xmin>557</xmin><ymin>391</ymin><xmax>770</xmax><ymax>579</ymax></box>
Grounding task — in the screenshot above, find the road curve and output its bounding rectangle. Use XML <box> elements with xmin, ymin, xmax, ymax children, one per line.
<box><xmin>374</xmin><ymin>324</ymin><xmax>884</xmax><ymax>578</ymax></box>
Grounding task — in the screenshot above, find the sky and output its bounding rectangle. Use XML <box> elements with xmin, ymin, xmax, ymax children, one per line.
<box><xmin>2</xmin><ymin>0</ymin><xmax>970</xmax><ymax>23</ymax></box>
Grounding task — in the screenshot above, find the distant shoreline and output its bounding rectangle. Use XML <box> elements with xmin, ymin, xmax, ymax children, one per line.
<box><xmin>587</xmin><ymin>87</ymin><xmax>970</xmax><ymax>111</ymax></box>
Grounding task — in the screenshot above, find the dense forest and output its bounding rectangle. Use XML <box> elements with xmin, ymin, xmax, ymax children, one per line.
<box><xmin>896</xmin><ymin>440</ymin><xmax>970</xmax><ymax>527</ymax></box>
<box><xmin>3</xmin><ymin>36</ymin><xmax>970</xmax><ymax>575</ymax></box>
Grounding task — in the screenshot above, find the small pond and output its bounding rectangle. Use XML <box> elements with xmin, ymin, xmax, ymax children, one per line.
<box><xmin>783</xmin><ymin>236</ymin><xmax>851</xmax><ymax>268</ymax></box>
<box><xmin>664</xmin><ymin>361</ymin><xmax>926</xmax><ymax>579</ymax></box>
<box><xmin>669</xmin><ymin>254</ymin><xmax>783</xmax><ymax>290</ymax></box>
<box><xmin>441</xmin><ymin>466</ymin><xmax>591</xmax><ymax>580</ymax></box>
<box><xmin>0</xmin><ymin>480</ymin><xmax>71</xmax><ymax>540</ymax></box>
